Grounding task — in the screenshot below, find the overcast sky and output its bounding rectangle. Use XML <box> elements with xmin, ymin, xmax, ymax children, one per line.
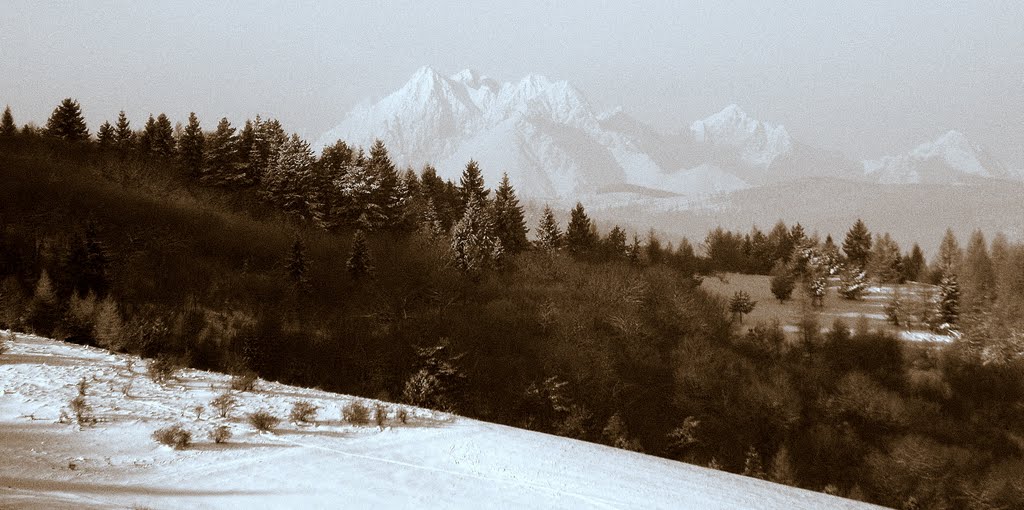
<box><xmin>3</xmin><ymin>1</ymin><xmax>1022</xmax><ymax>165</ymax></box>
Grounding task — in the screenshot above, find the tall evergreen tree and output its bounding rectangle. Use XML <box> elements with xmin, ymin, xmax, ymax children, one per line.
<box><xmin>44</xmin><ymin>98</ymin><xmax>90</xmax><ymax>142</ymax></box>
<box><xmin>286</xmin><ymin>236</ymin><xmax>309</xmax><ymax>290</ymax></box>
<box><xmin>565</xmin><ymin>202</ymin><xmax>598</xmax><ymax>255</ymax></box>
<box><xmin>491</xmin><ymin>173</ymin><xmax>529</xmax><ymax>254</ymax></box>
<box><xmin>936</xmin><ymin>228</ymin><xmax>962</xmax><ymax>275</ymax></box>
<box><xmin>602</xmin><ymin>226</ymin><xmax>628</xmax><ymax>259</ymax></box>
<box><xmin>261</xmin><ymin>134</ymin><xmax>317</xmax><ymax>219</ymax></box>
<box><xmin>458</xmin><ymin>159</ymin><xmax>488</xmax><ymax>214</ymax></box>
<box><xmin>536</xmin><ymin>205</ymin><xmax>562</xmax><ymax>251</ymax></box>
<box><xmin>842</xmin><ymin>219</ymin><xmax>872</xmax><ymax>268</ymax></box>
<box><xmin>178</xmin><ymin>112</ymin><xmax>205</xmax><ymax>177</ymax></box>
<box><xmin>939</xmin><ymin>272</ymin><xmax>960</xmax><ymax>326</ymax></box>
<box><xmin>113</xmin><ymin>111</ymin><xmax>134</xmax><ymax>151</ymax></box>
<box><xmin>151</xmin><ymin>113</ymin><xmax>176</xmax><ymax>159</ymax></box>
<box><xmin>1</xmin><ymin>106</ymin><xmax>16</xmax><ymax>136</ymax></box>
<box><xmin>961</xmin><ymin>230</ymin><xmax>995</xmax><ymax>311</ymax></box>
<box><xmin>202</xmin><ymin>117</ymin><xmax>240</xmax><ymax>186</ymax></box>
<box><xmin>905</xmin><ymin>243</ymin><xmax>926</xmax><ymax>282</ymax></box>
<box><xmin>366</xmin><ymin>139</ymin><xmax>401</xmax><ymax>227</ymax></box>
<box><xmin>137</xmin><ymin>115</ymin><xmax>157</xmax><ymax>155</ymax></box>
<box><xmin>96</xmin><ymin>121</ymin><xmax>115</xmax><ymax>149</ymax></box>
<box><xmin>868</xmin><ymin>232</ymin><xmax>902</xmax><ymax>283</ymax></box>
<box><xmin>451</xmin><ymin>196</ymin><xmax>502</xmax><ymax>278</ymax></box>
<box><xmin>346</xmin><ymin>230</ymin><xmax>372</xmax><ymax>280</ymax></box>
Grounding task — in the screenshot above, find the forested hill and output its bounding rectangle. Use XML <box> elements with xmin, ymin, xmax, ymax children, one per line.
<box><xmin>2</xmin><ymin>101</ymin><xmax>1024</xmax><ymax>508</ymax></box>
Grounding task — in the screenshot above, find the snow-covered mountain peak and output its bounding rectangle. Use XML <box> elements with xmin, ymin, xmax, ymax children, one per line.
<box><xmin>863</xmin><ymin>130</ymin><xmax>1011</xmax><ymax>184</ymax></box>
<box><xmin>450</xmin><ymin>68</ymin><xmax>498</xmax><ymax>90</ymax></box>
<box><xmin>690</xmin><ymin>105</ymin><xmax>792</xmax><ymax>166</ymax></box>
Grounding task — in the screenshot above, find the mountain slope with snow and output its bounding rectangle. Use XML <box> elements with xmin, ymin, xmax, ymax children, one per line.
<box><xmin>0</xmin><ymin>332</ymin><xmax>880</xmax><ymax>509</ymax></box>
<box><xmin>863</xmin><ymin>130</ymin><xmax>1014</xmax><ymax>184</ymax></box>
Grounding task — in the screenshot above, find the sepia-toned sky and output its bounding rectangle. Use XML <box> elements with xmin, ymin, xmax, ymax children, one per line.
<box><xmin>2</xmin><ymin>0</ymin><xmax>1022</xmax><ymax>165</ymax></box>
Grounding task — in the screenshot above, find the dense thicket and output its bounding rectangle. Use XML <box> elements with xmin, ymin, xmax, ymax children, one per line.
<box><xmin>2</xmin><ymin>103</ymin><xmax>1023</xmax><ymax>509</ymax></box>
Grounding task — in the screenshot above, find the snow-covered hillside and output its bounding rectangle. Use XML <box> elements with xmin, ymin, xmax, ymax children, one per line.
<box><xmin>0</xmin><ymin>332</ymin><xmax>880</xmax><ymax>509</ymax></box>
<box><xmin>863</xmin><ymin>130</ymin><xmax>1014</xmax><ymax>184</ymax></box>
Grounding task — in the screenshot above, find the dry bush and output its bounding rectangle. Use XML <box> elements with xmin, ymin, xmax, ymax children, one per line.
<box><xmin>69</xmin><ymin>395</ymin><xmax>96</xmax><ymax>427</ymax></box>
<box><xmin>247</xmin><ymin>409</ymin><xmax>280</xmax><ymax>432</ymax></box>
<box><xmin>373</xmin><ymin>403</ymin><xmax>388</xmax><ymax>428</ymax></box>
<box><xmin>289</xmin><ymin>400</ymin><xmax>318</xmax><ymax>424</ymax></box>
<box><xmin>230</xmin><ymin>371</ymin><xmax>257</xmax><ymax>392</ymax></box>
<box><xmin>342</xmin><ymin>401</ymin><xmax>370</xmax><ymax>425</ymax></box>
<box><xmin>397</xmin><ymin>407</ymin><xmax>409</xmax><ymax>424</ymax></box>
<box><xmin>210</xmin><ymin>392</ymin><xmax>237</xmax><ymax>418</ymax></box>
<box><xmin>147</xmin><ymin>355</ymin><xmax>179</xmax><ymax>384</ymax></box>
<box><xmin>152</xmin><ymin>424</ymin><xmax>192</xmax><ymax>449</ymax></box>
<box><xmin>209</xmin><ymin>425</ymin><xmax>232</xmax><ymax>444</ymax></box>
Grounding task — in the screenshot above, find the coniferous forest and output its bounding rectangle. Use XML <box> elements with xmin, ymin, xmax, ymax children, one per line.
<box><xmin>3</xmin><ymin>100</ymin><xmax>1024</xmax><ymax>508</ymax></box>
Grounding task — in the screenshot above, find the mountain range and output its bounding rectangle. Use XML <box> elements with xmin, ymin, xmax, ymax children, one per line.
<box><xmin>318</xmin><ymin>67</ymin><xmax>1024</xmax><ymax>251</ymax></box>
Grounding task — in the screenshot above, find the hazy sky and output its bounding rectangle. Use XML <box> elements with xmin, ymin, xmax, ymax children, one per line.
<box><xmin>3</xmin><ymin>1</ymin><xmax>1022</xmax><ymax>165</ymax></box>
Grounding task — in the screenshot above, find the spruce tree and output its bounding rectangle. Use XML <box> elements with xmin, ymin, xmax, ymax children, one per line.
<box><xmin>261</xmin><ymin>134</ymin><xmax>316</xmax><ymax>218</ymax></box>
<box><xmin>44</xmin><ymin>98</ymin><xmax>90</xmax><ymax>142</ymax></box>
<box><xmin>96</xmin><ymin>121</ymin><xmax>115</xmax><ymax>149</ymax></box>
<box><xmin>961</xmin><ymin>230</ymin><xmax>995</xmax><ymax>312</ymax></box>
<box><xmin>113</xmin><ymin>111</ymin><xmax>134</xmax><ymax>151</ymax></box>
<box><xmin>451</xmin><ymin>196</ymin><xmax>501</xmax><ymax>277</ymax></box>
<box><xmin>1</xmin><ymin>106</ymin><xmax>16</xmax><ymax>136</ymax></box>
<box><xmin>491</xmin><ymin>173</ymin><xmax>529</xmax><ymax>254</ymax></box>
<box><xmin>366</xmin><ymin>140</ymin><xmax>402</xmax><ymax>227</ymax></box>
<box><xmin>628</xmin><ymin>234</ymin><xmax>643</xmax><ymax>265</ymax></box>
<box><xmin>286</xmin><ymin>236</ymin><xmax>308</xmax><ymax>289</ymax></box>
<box><xmin>458</xmin><ymin>160</ymin><xmax>488</xmax><ymax>215</ymax></box>
<box><xmin>202</xmin><ymin>117</ymin><xmax>240</xmax><ymax>185</ymax></box>
<box><xmin>565</xmin><ymin>202</ymin><xmax>598</xmax><ymax>255</ymax></box>
<box><xmin>151</xmin><ymin>113</ymin><xmax>176</xmax><ymax>159</ymax></box>
<box><xmin>178</xmin><ymin>112</ymin><xmax>205</xmax><ymax>177</ymax></box>
<box><xmin>906</xmin><ymin>243</ymin><xmax>926</xmax><ymax>282</ymax></box>
<box><xmin>729</xmin><ymin>291</ymin><xmax>757</xmax><ymax>323</ymax></box>
<box><xmin>868</xmin><ymin>232</ymin><xmax>902</xmax><ymax>283</ymax></box>
<box><xmin>138</xmin><ymin>115</ymin><xmax>157</xmax><ymax>155</ymax></box>
<box><xmin>602</xmin><ymin>226</ymin><xmax>628</xmax><ymax>259</ymax></box>
<box><xmin>536</xmin><ymin>205</ymin><xmax>562</xmax><ymax>251</ymax></box>
<box><xmin>346</xmin><ymin>230</ymin><xmax>372</xmax><ymax>280</ymax></box>
<box><xmin>939</xmin><ymin>272</ymin><xmax>960</xmax><ymax>326</ymax></box>
<box><xmin>936</xmin><ymin>228</ymin><xmax>962</xmax><ymax>274</ymax></box>
<box><xmin>842</xmin><ymin>219</ymin><xmax>872</xmax><ymax>268</ymax></box>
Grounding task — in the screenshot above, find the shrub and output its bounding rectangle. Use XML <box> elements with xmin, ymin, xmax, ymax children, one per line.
<box><xmin>209</xmin><ymin>425</ymin><xmax>232</xmax><ymax>444</ymax></box>
<box><xmin>342</xmin><ymin>401</ymin><xmax>370</xmax><ymax>425</ymax></box>
<box><xmin>374</xmin><ymin>403</ymin><xmax>388</xmax><ymax>428</ymax></box>
<box><xmin>76</xmin><ymin>376</ymin><xmax>89</xmax><ymax>396</ymax></box>
<box><xmin>247</xmin><ymin>409</ymin><xmax>280</xmax><ymax>432</ymax></box>
<box><xmin>152</xmin><ymin>424</ymin><xmax>192</xmax><ymax>449</ymax></box>
<box><xmin>69</xmin><ymin>395</ymin><xmax>96</xmax><ymax>426</ymax></box>
<box><xmin>230</xmin><ymin>371</ymin><xmax>258</xmax><ymax>392</ymax></box>
<box><xmin>147</xmin><ymin>355</ymin><xmax>179</xmax><ymax>384</ymax></box>
<box><xmin>397</xmin><ymin>407</ymin><xmax>409</xmax><ymax>424</ymax></box>
<box><xmin>289</xmin><ymin>400</ymin><xmax>318</xmax><ymax>424</ymax></box>
<box><xmin>210</xmin><ymin>392</ymin><xmax>237</xmax><ymax>418</ymax></box>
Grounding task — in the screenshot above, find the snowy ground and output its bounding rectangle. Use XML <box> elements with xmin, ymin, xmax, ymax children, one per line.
<box><xmin>0</xmin><ymin>332</ymin><xmax>881</xmax><ymax>509</ymax></box>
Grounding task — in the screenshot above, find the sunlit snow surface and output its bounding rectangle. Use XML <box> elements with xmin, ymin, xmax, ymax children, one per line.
<box><xmin>0</xmin><ymin>332</ymin><xmax>881</xmax><ymax>509</ymax></box>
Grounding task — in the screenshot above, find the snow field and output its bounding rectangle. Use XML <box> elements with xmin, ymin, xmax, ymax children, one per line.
<box><xmin>1</xmin><ymin>332</ymin><xmax>880</xmax><ymax>509</ymax></box>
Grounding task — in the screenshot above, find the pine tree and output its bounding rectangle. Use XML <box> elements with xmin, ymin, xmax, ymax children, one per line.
<box><xmin>565</xmin><ymin>202</ymin><xmax>598</xmax><ymax>255</ymax></box>
<box><xmin>842</xmin><ymin>219</ymin><xmax>872</xmax><ymax>269</ymax></box>
<box><xmin>491</xmin><ymin>173</ymin><xmax>529</xmax><ymax>254</ymax></box>
<box><xmin>939</xmin><ymin>272</ymin><xmax>960</xmax><ymax>326</ymax></box>
<box><xmin>151</xmin><ymin>113</ymin><xmax>176</xmax><ymax>159</ymax></box>
<box><xmin>137</xmin><ymin>115</ymin><xmax>156</xmax><ymax>155</ymax></box>
<box><xmin>96</xmin><ymin>121</ymin><xmax>115</xmax><ymax>149</ymax></box>
<box><xmin>44</xmin><ymin>98</ymin><xmax>90</xmax><ymax>142</ymax></box>
<box><xmin>202</xmin><ymin>117</ymin><xmax>240</xmax><ymax>185</ymax></box>
<box><xmin>286</xmin><ymin>236</ymin><xmax>308</xmax><ymax>289</ymax></box>
<box><xmin>742</xmin><ymin>446</ymin><xmax>766</xmax><ymax>479</ymax></box>
<box><xmin>961</xmin><ymin>230</ymin><xmax>995</xmax><ymax>312</ymax></box>
<box><xmin>628</xmin><ymin>234</ymin><xmax>643</xmax><ymax>265</ymax></box>
<box><xmin>536</xmin><ymin>205</ymin><xmax>562</xmax><ymax>251</ymax></box>
<box><xmin>906</xmin><ymin>243</ymin><xmax>926</xmax><ymax>282</ymax></box>
<box><xmin>178</xmin><ymin>112</ymin><xmax>205</xmax><ymax>177</ymax></box>
<box><xmin>838</xmin><ymin>265</ymin><xmax>868</xmax><ymax>300</ymax></box>
<box><xmin>602</xmin><ymin>226</ymin><xmax>628</xmax><ymax>259</ymax></box>
<box><xmin>261</xmin><ymin>134</ymin><xmax>316</xmax><ymax>218</ymax></box>
<box><xmin>1</xmin><ymin>106</ymin><xmax>16</xmax><ymax>136</ymax></box>
<box><xmin>936</xmin><ymin>228</ymin><xmax>962</xmax><ymax>275</ymax></box>
<box><xmin>450</xmin><ymin>196</ymin><xmax>501</xmax><ymax>278</ymax></box>
<box><xmin>770</xmin><ymin>263</ymin><xmax>796</xmax><ymax>303</ymax></box>
<box><xmin>113</xmin><ymin>111</ymin><xmax>134</xmax><ymax>151</ymax></box>
<box><xmin>729</xmin><ymin>291</ymin><xmax>756</xmax><ymax>323</ymax></box>
<box><xmin>366</xmin><ymin>140</ymin><xmax>402</xmax><ymax>227</ymax></box>
<box><xmin>420</xmin><ymin>198</ymin><xmax>447</xmax><ymax>239</ymax></box>
<box><xmin>868</xmin><ymin>232</ymin><xmax>902</xmax><ymax>283</ymax></box>
<box><xmin>346</xmin><ymin>230</ymin><xmax>372</xmax><ymax>280</ymax></box>
<box><xmin>458</xmin><ymin>159</ymin><xmax>488</xmax><ymax>215</ymax></box>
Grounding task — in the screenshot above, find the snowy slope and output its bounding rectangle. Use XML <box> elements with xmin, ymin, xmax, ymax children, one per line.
<box><xmin>0</xmin><ymin>332</ymin><xmax>880</xmax><ymax>509</ymax></box>
<box><xmin>862</xmin><ymin>130</ymin><xmax>1015</xmax><ymax>184</ymax></box>
<box><xmin>690</xmin><ymin>104</ymin><xmax>792</xmax><ymax>168</ymax></box>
